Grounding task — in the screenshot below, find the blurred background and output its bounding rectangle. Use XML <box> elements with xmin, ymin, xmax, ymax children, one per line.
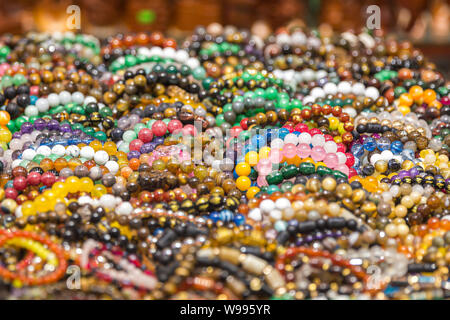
<box><xmin>0</xmin><ymin>0</ymin><xmax>448</xmax><ymax>72</ymax></box>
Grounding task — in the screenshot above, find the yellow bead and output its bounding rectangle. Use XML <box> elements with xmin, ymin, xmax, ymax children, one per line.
<box><xmin>21</xmin><ymin>201</ymin><xmax>35</xmax><ymax>216</ymax></box>
<box><xmin>103</xmin><ymin>141</ymin><xmax>117</xmax><ymax>155</ymax></box>
<box><xmin>80</xmin><ymin>177</ymin><xmax>94</xmax><ymax>192</ymax></box>
<box><xmin>245</xmin><ymin>151</ymin><xmax>259</xmax><ymax>167</ymax></box>
<box><xmin>236</xmin><ymin>176</ymin><xmax>251</xmax><ymax>191</ymax></box>
<box><xmin>246</xmin><ymin>186</ymin><xmax>260</xmax><ymax>199</ymax></box>
<box><xmin>65</xmin><ymin>176</ymin><xmax>80</xmax><ymax>193</ymax></box>
<box><xmin>92</xmin><ymin>184</ymin><xmax>107</xmax><ymax>198</ymax></box>
<box><xmin>34</xmin><ymin>196</ymin><xmax>49</xmax><ymax>212</ymax></box>
<box><xmin>235</xmin><ymin>162</ymin><xmax>251</xmax><ymax>176</ymax></box>
<box><xmin>258</xmin><ymin>146</ymin><xmax>271</xmax><ymax>159</ymax></box>
<box><xmin>52</xmin><ymin>181</ymin><xmax>67</xmax><ymax>196</ymax></box>
<box><xmin>329</xmin><ymin>117</ymin><xmax>339</xmax><ymax>130</ymax></box>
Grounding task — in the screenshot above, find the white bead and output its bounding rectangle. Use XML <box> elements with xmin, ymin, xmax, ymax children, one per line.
<box><xmin>298</xmin><ymin>132</ymin><xmax>312</xmax><ymax>144</ymax></box>
<box><xmin>100</xmin><ymin>194</ymin><xmax>116</xmax><ymax>210</ymax></box>
<box><xmin>365</xmin><ymin>86</ymin><xmax>379</xmax><ymax>100</ymax></box>
<box><xmin>315</xmin><ymin>70</ymin><xmax>327</xmax><ymax>80</ymax></box>
<box><xmin>36</xmin><ymin>145</ymin><xmax>51</xmax><ymax>156</ymax></box>
<box><xmin>22</xmin><ymin>149</ymin><xmax>36</xmax><ymax>161</ymax></box>
<box><xmin>36</xmin><ymin>98</ymin><xmax>49</xmax><ymax>112</ymax></box>
<box><xmin>186</xmin><ymin>57</ymin><xmax>200</xmax><ymax>69</ymax></box>
<box><xmin>59</xmin><ymin>91</ymin><xmax>72</xmax><ymax>104</ymax></box>
<box><xmin>80</xmin><ymin>146</ymin><xmax>95</xmax><ymax>159</ymax></box>
<box><xmin>259</xmin><ymin>199</ymin><xmax>275</xmax><ymax>214</ymax></box>
<box><xmin>302</xmin><ymin>69</ymin><xmax>315</xmax><ymax>82</ymax></box>
<box><xmin>380</xmin><ymin>150</ymin><xmax>393</xmax><ymax>161</ymax></box>
<box><xmin>352</xmin><ymin>83</ymin><xmax>366</xmax><ymax>96</ymax></box>
<box><xmin>24</xmin><ymin>105</ymin><xmax>39</xmax><ymax>117</ymax></box>
<box><xmin>302</xmin><ymin>96</ymin><xmax>314</xmax><ymax>104</ymax></box>
<box><xmin>284</xmin><ymin>133</ymin><xmax>298</xmax><ymax>145</ymax></box>
<box><xmin>276</xmin><ymin>33</ymin><xmax>291</xmax><ymax>45</ymax></box>
<box><xmin>105</xmin><ymin>161</ymin><xmax>119</xmax><ymax>175</ymax></box>
<box><xmin>149</xmin><ymin>46</ymin><xmax>162</xmax><ymax>57</ymax></box>
<box><xmin>269</xmin><ymin>209</ymin><xmax>282</xmax><ymax>221</ymax></box>
<box><xmin>323</xmin><ymin>82</ymin><xmax>338</xmax><ymax>95</ymax></box>
<box><xmin>311</xmin><ymin>134</ymin><xmax>325</xmax><ymax>147</ymax></box>
<box><xmin>370</xmin><ymin>153</ymin><xmax>382</xmax><ymax>164</ymax></box>
<box><xmin>72</xmin><ymin>92</ymin><xmax>84</xmax><ymax>104</ymax></box>
<box><xmin>47</xmin><ymin>93</ymin><xmax>60</xmax><ymax>107</ymax></box>
<box><xmin>275</xmin><ymin>198</ymin><xmax>290</xmax><ymax>210</ymax></box>
<box><xmin>94</xmin><ymin>150</ymin><xmax>109</xmax><ymax>165</ymax></box>
<box><xmin>248</xmin><ymin>208</ymin><xmax>262</xmax><ymax>221</ymax></box>
<box><xmin>84</xmin><ymin>96</ymin><xmax>97</xmax><ymax>106</ymax></box>
<box><xmin>176</xmin><ymin>49</ymin><xmax>189</xmax><ymax>63</ymax></box>
<box><xmin>78</xmin><ymin>196</ymin><xmax>93</xmax><ymax>206</ymax></box>
<box><xmin>163</xmin><ymin>47</ymin><xmax>176</xmax><ymax>60</ymax></box>
<box><xmin>66</xmin><ymin>145</ymin><xmax>80</xmax><ymax>157</ymax></box>
<box><xmin>12</xmin><ymin>159</ymin><xmax>22</xmax><ymax>168</ymax></box>
<box><xmin>291</xmin><ymin>31</ymin><xmax>306</xmax><ymax>45</ymax></box>
<box><xmin>336</xmin><ymin>152</ymin><xmax>347</xmax><ymax>164</ymax></box>
<box><xmin>116</xmin><ymin>202</ymin><xmax>133</xmax><ymax>215</ymax></box>
<box><xmin>270</xmin><ymin>138</ymin><xmax>284</xmax><ymax>149</ymax></box>
<box><xmin>51</xmin><ymin>144</ymin><xmax>66</xmax><ymax>157</ymax></box>
<box><xmin>310</xmin><ymin>87</ymin><xmax>325</xmax><ymax>99</ymax></box>
<box><xmin>324</xmin><ymin>141</ymin><xmax>337</xmax><ymax>153</ymax></box>
<box><xmin>343</xmin><ymin>107</ymin><xmax>357</xmax><ymax>118</ymax></box>
<box><xmin>337</xmin><ymin>81</ymin><xmax>352</xmax><ymax>94</ymax></box>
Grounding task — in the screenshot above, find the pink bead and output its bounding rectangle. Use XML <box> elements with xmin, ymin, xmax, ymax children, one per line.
<box><xmin>257</xmin><ymin>159</ymin><xmax>272</xmax><ymax>175</ymax></box>
<box><xmin>336</xmin><ymin>164</ymin><xmax>350</xmax><ymax>176</ymax></box>
<box><xmin>269</xmin><ymin>149</ymin><xmax>283</xmax><ymax>164</ymax></box>
<box><xmin>296</xmin><ymin>143</ymin><xmax>311</xmax><ymax>158</ymax></box>
<box><xmin>311</xmin><ymin>146</ymin><xmax>326</xmax><ymax>161</ymax></box>
<box><xmin>151</xmin><ymin>120</ymin><xmax>167</xmax><ymax>136</ymax></box>
<box><xmin>323</xmin><ymin>153</ymin><xmax>338</xmax><ymax>168</ymax></box>
<box><xmin>230</xmin><ymin>126</ymin><xmax>243</xmax><ymax>137</ymax></box>
<box><xmin>182</xmin><ymin>124</ymin><xmax>197</xmax><ymax>136</ymax></box>
<box><xmin>257</xmin><ymin>175</ymin><xmax>268</xmax><ymax>187</ymax></box>
<box><xmin>30</xmin><ymin>86</ymin><xmax>39</xmax><ymax>96</ymax></box>
<box><xmin>167</xmin><ymin>120</ymin><xmax>183</xmax><ymax>133</ymax></box>
<box><xmin>282</xmin><ymin>143</ymin><xmax>297</xmax><ymax>159</ymax></box>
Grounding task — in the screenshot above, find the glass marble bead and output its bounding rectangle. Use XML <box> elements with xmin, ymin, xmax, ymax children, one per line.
<box><xmin>351</xmin><ymin>143</ymin><xmax>364</xmax><ymax>158</ymax></box>
<box><xmin>297</xmin><ymin>144</ymin><xmax>311</xmax><ymax>158</ymax></box>
<box><xmin>363</xmin><ymin>137</ymin><xmax>377</xmax><ymax>152</ymax></box>
<box><xmin>324</xmin><ymin>153</ymin><xmax>338</xmax><ymax>168</ymax></box>
<box><xmin>311</xmin><ymin>146</ymin><xmax>326</xmax><ymax>161</ymax></box>
<box><xmin>376</xmin><ymin>137</ymin><xmax>391</xmax><ymax>151</ymax></box>
<box><xmin>282</xmin><ymin>143</ymin><xmax>297</xmax><ymax>159</ymax></box>
<box><xmin>311</xmin><ymin>134</ymin><xmax>325</xmax><ymax>147</ymax></box>
<box><xmin>390</xmin><ymin>141</ymin><xmax>403</xmax><ymax>154</ymax></box>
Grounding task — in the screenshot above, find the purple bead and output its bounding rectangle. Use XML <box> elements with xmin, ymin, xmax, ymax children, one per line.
<box><xmin>409</xmin><ymin>167</ymin><xmax>419</xmax><ymax>178</ymax></box>
<box><xmin>21</xmin><ymin>122</ymin><xmax>34</xmax><ymax>134</ymax></box>
<box><xmin>153</xmin><ymin>136</ymin><xmax>164</xmax><ymax>145</ymax></box>
<box><xmin>372</xmin><ymin>133</ymin><xmax>381</xmax><ymax>139</ymax></box>
<box><xmin>295</xmin><ymin>238</ymin><xmax>304</xmax><ymax>246</ymax></box>
<box><xmin>315</xmin><ymin>232</ymin><xmax>324</xmax><ymax>240</ymax></box>
<box><xmin>34</xmin><ymin>118</ymin><xmax>46</xmax><ymax>130</ymax></box>
<box><xmin>72</xmin><ymin>129</ymin><xmax>83</xmax><ymax>136</ymax></box>
<box><xmin>140</xmin><ymin>143</ymin><xmax>154</xmax><ymax>154</ymax></box>
<box><xmin>398</xmin><ymin>170</ymin><xmax>409</xmax><ymax>179</ymax></box>
<box><xmin>334</xmin><ymin>230</ymin><xmax>343</xmax><ymax>237</ymax></box>
<box><xmin>12</xmin><ymin>132</ymin><xmax>22</xmax><ymax>139</ymax></box>
<box><xmin>48</xmin><ymin>120</ymin><xmax>60</xmax><ymax>131</ymax></box>
<box><xmin>390</xmin><ymin>175</ymin><xmax>398</xmax><ymax>182</ymax></box>
<box><xmin>60</xmin><ymin>123</ymin><xmax>72</xmax><ymax>133</ymax></box>
<box><xmin>127</xmin><ymin>150</ymin><xmax>141</xmax><ymax>160</ymax></box>
<box><xmin>305</xmin><ymin>235</ymin><xmax>314</xmax><ymax>243</ymax></box>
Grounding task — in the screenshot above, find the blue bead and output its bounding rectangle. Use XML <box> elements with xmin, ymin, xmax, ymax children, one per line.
<box><xmin>278</xmin><ymin>128</ymin><xmax>290</xmax><ymax>140</ymax></box>
<box><xmin>401</xmin><ymin>149</ymin><xmax>414</xmax><ymax>161</ymax></box>
<box><xmin>154</xmin><ymin>228</ymin><xmax>164</xmax><ymax>236</ymax></box>
<box><xmin>209</xmin><ymin>211</ymin><xmax>221</xmax><ymax>223</ymax></box>
<box><xmin>30</xmin><ymin>95</ymin><xmax>38</xmax><ymax>105</ymax></box>
<box><xmin>220</xmin><ymin>209</ymin><xmax>234</xmax><ymax>222</ymax></box>
<box><xmin>363</xmin><ymin>137</ymin><xmax>376</xmax><ymax>151</ymax></box>
<box><xmin>251</xmin><ymin>134</ymin><xmax>266</xmax><ymax>148</ymax></box>
<box><xmin>391</xmin><ymin>140</ymin><xmax>403</xmax><ymax>154</ymax></box>
<box><xmin>351</xmin><ymin>143</ymin><xmax>364</xmax><ymax>158</ymax></box>
<box><xmin>376</xmin><ymin>137</ymin><xmax>390</xmax><ymax>151</ymax></box>
<box><xmin>233</xmin><ymin>214</ymin><xmax>245</xmax><ymax>226</ymax></box>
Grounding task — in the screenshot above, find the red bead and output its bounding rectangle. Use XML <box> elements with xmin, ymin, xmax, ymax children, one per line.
<box><xmin>345</xmin><ymin>153</ymin><xmax>355</xmax><ymax>167</ymax></box>
<box><xmin>138</xmin><ymin>128</ymin><xmax>153</xmax><ymax>143</ymax></box>
<box><xmin>309</xmin><ymin>128</ymin><xmax>322</xmax><ymax>136</ymax></box>
<box><xmin>27</xmin><ymin>172</ymin><xmax>41</xmax><ymax>186</ymax></box>
<box><xmin>240</xmin><ymin>118</ymin><xmax>248</xmax><ymax>130</ymax></box>
<box><xmin>230</xmin><ymin>126</ymin><xmax>242</xmax><ymax>138</ymax></box>
<box><xmin>151</xmin><ymin>120</ymin><xmax>167</xmax><ymax>136</ymax></box>
<box><xmin>336</xmin><ymin>143</ymin><xmax>346</xmax><ymax>153</ymax></box>
<box><xmin>5</xmin><ymin>188</ymin><xmax>18</xmax><ymax>200</ymax></box>
<box><xmin>41</xmin><ymin>172</ymin><xmax>56</xmax><ymax>187</ymax></box>
<box><xmin>129</xmin><ymin>139</ymin><xmax>144</xmax><ymax>152</ymax></box>
<box><xmin>167</xmin><ymin>120</ymin><xmax>183</xmax><ymax>133</ymax></box>
<box><xmin>324</xmin><ymin>134</ymin><xmax>334</xmax><ymax>142</ymax></box>
<box><xmin>294</xmin><ymin>123</ymin><xmax>308</xmax><ymax>132</ymax></box>
<box><xmin>13</xmin><ymin>176</ymin><xmax>27</xmax><ymax>191</ymax></box>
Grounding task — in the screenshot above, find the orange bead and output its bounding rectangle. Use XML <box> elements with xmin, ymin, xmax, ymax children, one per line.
<box><xmin>0</xmin><ymin>111</ymin><xmax>11</xmax><ymax>125</ymax></box>
<box><xmin>40</xmin><ymin>158</ymin><xmax>54</xmax><ymax>171</ymax></box>
<box><xmin>54</xmin><ymin>158</ymin><xmax>68</xmax><ymax>172</ymax></box>
<box><xmin>121</xmin><ymin>166</ymin><xmax>133</xmax><ymax>179</ymax></box>
<box><xmin>409</xmin><ymin>85</ymin><xmax>423</xmax><ymax>101</ymax></box>
<box><xmin>128</xmin><ymin>158</ymin><xmax>140</xmax><ymax>171</ymax></box>
<box><xmin>423</xmin><ymin>89</ymin><xmax>436</xmax><ymax>104</ymax></box>
<box><xmin>398</xmin><ymin>93</ymin><xmax>413</xmax><ymax>107</ymax></box>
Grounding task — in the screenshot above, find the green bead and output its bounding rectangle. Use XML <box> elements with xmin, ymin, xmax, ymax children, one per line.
<box><xmin>280</xmin><ymin>181</ymin><xmax>293</xmax><ymax>193</ymax></box>
<box><xmin>202</xmin><ymin>77</ymin><xmax>214</xmax><ymax>90</ymax></box>
<box><xmin>192</xmin><ymin>67</ymin><xmax>206</xmax><ymax>80</ymax></box>
<box><xmin>72</xmin><ymin>105</ymin><xmax>85</xmax><ymax>115</ymax></box>
<box><xmin>281</xmin><ymin>164</ymin><xmax>298</xmax><ymax>179</ymax></box>
<box><xmin>134</xmin><ymin>123</ymin><xmax>146</xmax><ymax>134</ymax></box>
<box><xmin>299</xmin><ymin>162</ymin><xmax>316</xmax><ymax>175</ymax></box>
<box><xmin>71</xmin><ymin>123</ymin><xmax>83</xmax><ymax>131</ymax></box>
<box><xmin>83</xmin><ymin>127</ymin><xmax>95</xmax><ymax>136</ymax></box>
<box><xmin>14</xmin><ymin>116</ymin><xmax>27</xmax><ymax>130</ymax></box>
<box><xmin>166</xmin><ymin>64</ymin><xmax>178</xmax><ymax>74</ymax></box>
<box><xmin>152</xmin><ymin>64</ymin><xmax>164</xmax><ymax>73</ymax></box>
<box><xmin>48</xmin><ymin>154</ymin><xmax>60</xmax><ymax>161</ymax></box>
<box><xmin>266</xmin><ymin>171</ymin><xmax>283</xmax><ymax>185</ymax></box>
<box><xmin>394</xmin><ymin>86</ymin><xmax>407</xmax><ymax>98</ymax></box>
<box><xmin>93</xmin><ymin>131</ymin><xmax>107</xmax><ymax>141</ymax></box>
<box><xmin>215</xmin><ymin>114</ymin><xmax>225</xmax><ymax>126</ymax></box>
<box><xmin>0</xmin><ymin>46</ymin><xmax>10</xmax><ymax>58</ymax></box>
<box><xmin>13</xmin><ymin>74</ymin><xmax>27</xmax><ymax>86</ymax></box>
<box><xmin>317</xmin><ymin>165</ymin><xmax>332</xmax><ymax>176</ymax></box>
<box><xmin>118</xmin><ymin>142</ymin><xmax>130</xmax><ymax>153</ymax></box>
<box><xmin>125</xmin><ymin>55</ymin><xmax>138</xmax><ymax>67</ymax></box>
<box><xmin>123</xmin><ymin>130</ymin><xmax>137</xmax><ymax>142</ymax></box>
<box><xmin>332</xmin><ymin>170</ymin><xmax>347</xmax><ymax>180</ymax></box>
<box><xmin>6</xmin><ymin>121</ymin><xmax>16</xmax><ymax>132</ymax></box>
<box><xmin>99</xmin><ymin>106</ymin><xmax>113</xmax><ymax>117</ymax></box>
<box><xmin>266</xmin><ymin>185</ymin><xmax>280</xmax><ymax>195</ymax></box>
<box><xmin>32</xmin><ymin>154</ymin><xmax>45</xmax><ymax>164</ymax></box>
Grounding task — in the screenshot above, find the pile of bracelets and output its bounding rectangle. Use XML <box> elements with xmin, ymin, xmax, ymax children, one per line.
<box><xmin>0</xmin><ymin>24</ymin><xmax>448</xmax><ymax>300</ymax></box>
